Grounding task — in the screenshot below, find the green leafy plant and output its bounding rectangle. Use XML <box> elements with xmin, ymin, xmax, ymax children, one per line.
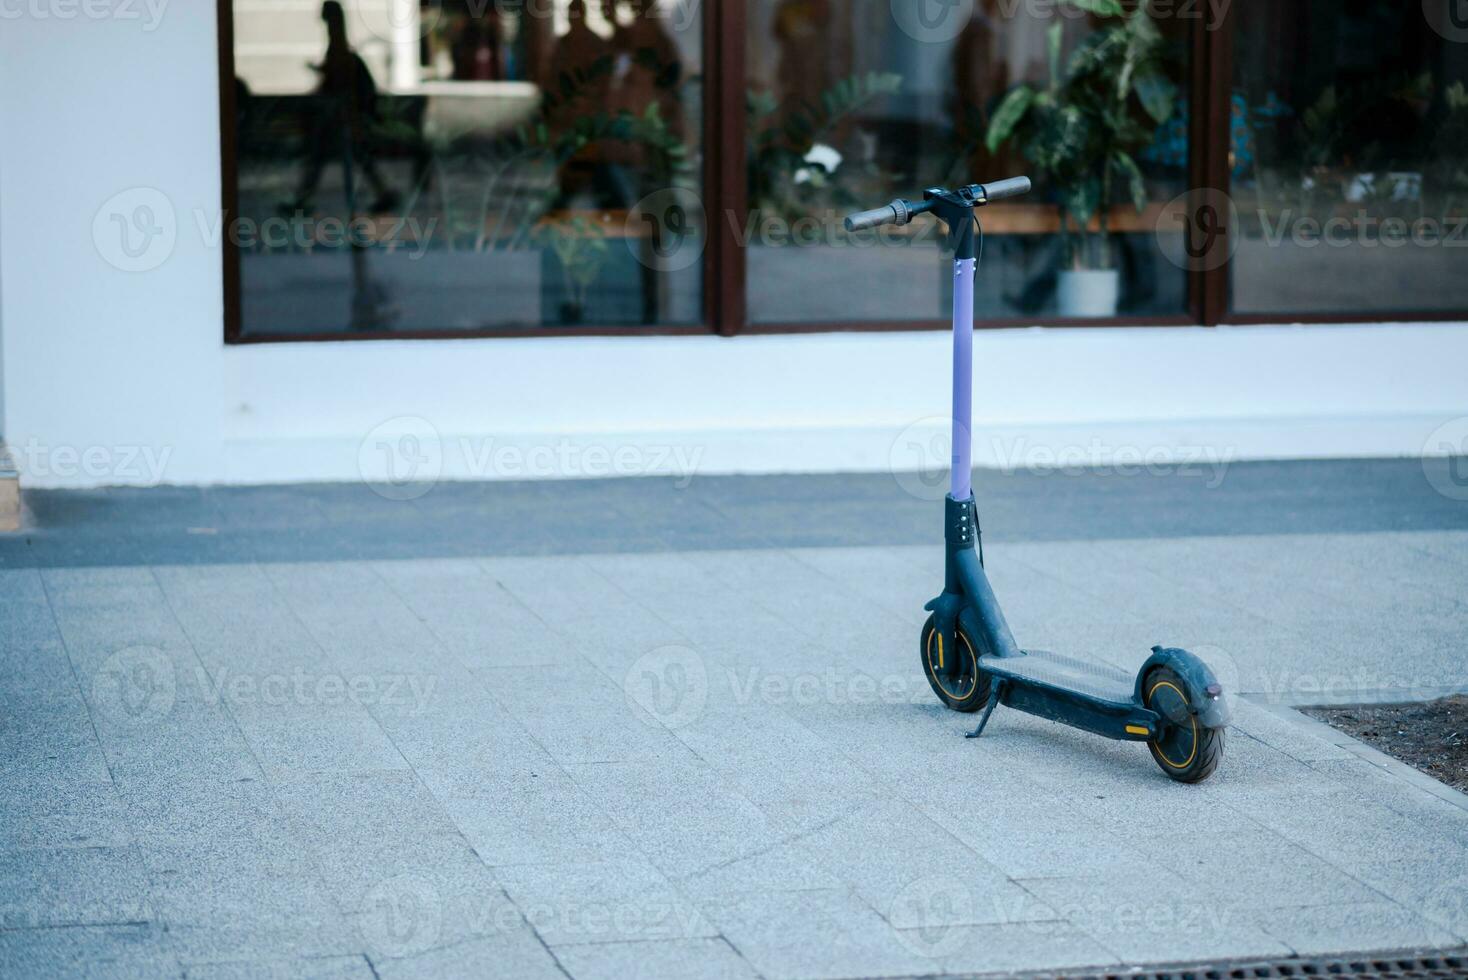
<box><xmin>985</xmin><ymin>0</ymin><xmax>1177</xmax><ymax>270</ymax></box>
<box><xmin>1431</xmin><ymin>81</ymin><xmax>1468</xmax><ymax>218</ymax></box>
<box><xmin>747</xmin><ymin>71</ymin><xmax>904</xmax><ymax>217</ymax></box>
<box><xmin>1299</xmin><ymin>72</ymin><xmax>1431</xmax><ymax>174</ymax></box>
<box><xmin>532</xmin><ymin>214</ymin><xmax>610</xmax><ymax>324</ymax></box>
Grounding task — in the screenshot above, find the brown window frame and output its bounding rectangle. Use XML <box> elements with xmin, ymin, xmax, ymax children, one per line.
<box><xmin>217</xmin><ymin>0</ymin><xmax>1468</xmax><ymax>345</ymax></box>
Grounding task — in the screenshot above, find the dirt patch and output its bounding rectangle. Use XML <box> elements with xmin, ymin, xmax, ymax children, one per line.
<box><xmin>1305</xmin><ymin>695</ymin><xmax>1468</xmax><ymax>792</ymax></box>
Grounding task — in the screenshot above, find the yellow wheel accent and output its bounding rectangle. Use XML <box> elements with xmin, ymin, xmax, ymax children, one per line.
<box><xmin>927</xmin><ymin>627</ymin><xmax>974</xmax><ymax>704</ymax></box>
<box><xmin>1147</xmin><ymin>679</ymin><xmax>1198</xmax><ymax>769</ymax></box>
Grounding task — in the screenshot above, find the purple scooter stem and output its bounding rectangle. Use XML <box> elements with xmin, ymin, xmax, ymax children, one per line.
<box><xmin>950</xmin><ymin>258</ymin><xmax>975</xmax><ymax>500</ymax></box>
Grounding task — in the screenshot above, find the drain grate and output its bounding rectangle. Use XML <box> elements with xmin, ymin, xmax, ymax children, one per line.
<box><xmin>998</xmin><ymin>950</ymin><xmax>1468</xmax><ymax>980</ymax></box>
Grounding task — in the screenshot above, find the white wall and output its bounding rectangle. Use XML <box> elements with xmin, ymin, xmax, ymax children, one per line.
<box><xmin>2</xmin><ymin>4</ymin><xmax>1467</xmax><ymax>490</ymax></box>
<box><xmin>0</xmin><ymin>3</ymin><xmax>225</xmax><ymax>485</ymax></box>
<box><xmin>215</xmin><ymin>325</ymin><xmax>1468</xmax><ymax>490</ymax></box>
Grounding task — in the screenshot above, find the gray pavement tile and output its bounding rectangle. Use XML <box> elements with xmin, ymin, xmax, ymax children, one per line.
<box><xmin>0</xmin><ymin>846</ymin><xmax>154</xmax><ymax>928</ymax></box>
<box><xmin>1343</xmin><ymin>857</ymin><xmax>1468</xmax><ymax>942</ymax></box>
<box><xmin>6</xmin><ymin>522</ymin><xmax>1468</xmax><ymax>977</ymax></box>
<box><xmin>675</xmin><ymin>836</ymin><xmax>848</xmax><ymax>901</ymax></box>
<box><xmin>373</xmin><ymin>697</ymin><xmax>562</xmax><ymax>798</ymax></box>
<box><xmin>259</xmin><ymin>563</ymin><xmax>465</xmax><ymax>678</ymax></box>
<box><xmin>372</xmin><ymin>559</ymin><xmax>566</xmax><ymax>669</ymax></box>
<box><xmin>371</xmin><ymin>932</ymin><xmax>565</xmax><ymax>980</ymax></box>
<box><xmin>915</xmin><ymin>782</ymin><xmax>1155</xmax><ymax>881</ymax></box>
<box><xmin>775</xmin><ymin>546</ymin><xmax>934</xmax><ymax>623</ymax></box>
<box><xmin>92</xmin><ymin>700</ymin><xmax>264</xmax><ymax>788</ymax></box>
<box><xmin>1016</xmin><ymin>872</ymin><xmax>1293</xmax><ymax>964</ymax></box>
<box><xmin>0</xmin><ymin>924</ymin><xmax>180</xmax><ymax>980</ymax></box>
<box><xmin>1254</xmin><ymin>901</ymin><xmax>1462</xmax><ymax>956</ymax></box>
<box><xmin>1221</xmin><ymin>782</ymin><xmax>1468</xmax><ymax>870</ymax></box>
<box><xmin>117</xmin><ymin>777</ymin><xmax>299</xmax><ymax>856</ymax></box>
<box><xmin>0</xmin><ymin>771</ymin><xmax>132</xmax><ymax>852</ymax></box>
<box><xmin>582</xmin><ymin>552</ymin><xmax>844</xmax><ymax>647</ymax></box>
<box><xmin>476</xmin><ymin>663</ymin><xmax>703</xmax><ymax>767</ymax></box>
<box><xmin>152</xmin><ymin>564</ymin><xmax>352</xmax><ymax>678</ymax></box>
<box><xmin>682</xmin><ymin>548</ymin><xmax>918</xmax><ymax>656</ymax></box>
<box><xmin>780</xmin><ymin>698</ymin><xmax>997</xmax><ymax>789</ymax></box>
<box><xmin>269</xmin><ymin>770</ymin><xmax>490</xmax><ymax>912</ymax></box>
<box><xmin>899</xmin><ymin>919</ymin><xmax>1121</xmax><ymax>976</ymax></box>
<box><xmin>222</xmin><ymin>706</ymin><xmax>410</xmax><ymax>778</ymax></box>
<box><xmin>1230</xmin><ymin>700</ymin><xmax>1358</xmax><ymax>762</ymax></box>
<box><xmin>347</xmin><ymin>874</ymin><xmax>532</xmax><ymax>963</ymax></box>
<box><xmin>494</xmin><ymin>856</ymin><xmax>715</xmax><ymax>946</ymax></box>
<box><xmin>555</xmin><ymin>937</ymin><xmax>759</xmax><ymax>980</ymax></box>
<box><xmin>40</xmin><ymin>566</ymin><xmax>160</xmax><ymax>597</ymax></box>
<box><xmin>149</xmin><ymin>863</ymin><xmax>350</xmax><ymax>938</ymax></box>
<box><xmin>0</xmin><ymin>566</ymin><xmax>46</xmax><ymax>601</ymax></box>
<box><xmin>698</xmin><ymin>887</ymin><xmax>935</xmax><ymax>980</ymax></box>
<box><xmin>163</xmin><ymin>920</ymin><xmax>363</xmax><ymax>968</ymax></box>
<box><xmin>1151</xmin><ymin>827</ymin><xmax>1384</xmax><ymax>911</ymax></box>
<box><xmin>439</xmin><ymin>772</ymin><xmax>631</xmax><ymax>868</ymax></box>
<box><xmin>1302</xmin><ymin>758</ymin><xmax>1468</xmax><ymax>840</ymax></box>
<box><xmin>562</xmin><ymin>758</ymin><xmax>777</xmax><ymax>879</ymax></box>
<box><xmin>0</xmin><ymin>623</ymin><xmax>76</xmax><ymax>703</ymax></box>
<box><xmin>799</xmin><ymin>799</ymin><xmax>1053</xmax><ymax>930</ymax></box>
<box><xmin>42</xmin><ymin>577</ymin><xmax>218</xmax><ymax>703</ymax></box>
<box><xmin>1</xmin><ymin>685</ymin><xmax>105</xmax><ymax>753</ymax></box>
<box><xmin>1277</xmin><ymin>534</ymin><xmax>1468</xmax><ymax>611</ymax></box>
<box><xmin>1396</xmin><ymin>531</ymin><xmax>1468</xmax><ymax>570</ymax></box>
<box><xmin>181</xmin><ymin>955</ymin><xmax>375</xmax><ymax>979</ymax></box>
<box><xmin>668</xmin><ymin>707</ymin><xmax>884</xmax><ymax>832</ymax></box>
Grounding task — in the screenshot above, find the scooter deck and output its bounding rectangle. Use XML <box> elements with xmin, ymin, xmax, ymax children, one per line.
<box><xmin>979</xmin><ymin>649</ymin><xmax>1136</xmax><ymax>703</ymax></box>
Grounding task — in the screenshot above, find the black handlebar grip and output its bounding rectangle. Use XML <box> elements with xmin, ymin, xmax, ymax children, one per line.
<box><xmin>844</xmin><ymin>201</ymin><xmax>902</xmax><ymax>232</ymax></box>
<box><xmin>979</xmin><ymin>176</ymin><xmax>1031</xmax><ymax>203</ymax></box>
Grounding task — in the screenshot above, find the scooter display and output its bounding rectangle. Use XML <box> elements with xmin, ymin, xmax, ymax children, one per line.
<box><xmin>845</xmin><ymin>180</ymin><xmax>1228</xmax><ymax>782</ymax></box>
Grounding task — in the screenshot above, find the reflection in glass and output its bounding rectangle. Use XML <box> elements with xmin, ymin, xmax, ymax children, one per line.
<box><xmin>231</xmin><ymin>0</ymin><xmax>703</xmax><ymax>337</ymax></box>
<box><xmin>744</xmin><ymin>0</ymin><xmax>1191</xmax><ymax>323</ymax></box>
<box><xmin>1231</xmin><ymin>2</ymin><xmax>1468</xmax><ymax>315</ymax></box>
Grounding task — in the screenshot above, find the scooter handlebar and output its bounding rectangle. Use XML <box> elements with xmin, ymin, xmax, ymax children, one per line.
<box><xmin>844</xmin><ymin>178</ymin><xmax>1031</xmax><ymax>231</ymax></box>
<box><xmin>843</xmin><ymin>201</ymin><xmax>906</xmax><ymax>232</ymax></box>
<box><xmin>975</xmin><ymin>176</ymin><xmax>1031</xmax><ymax>203</ymax></box>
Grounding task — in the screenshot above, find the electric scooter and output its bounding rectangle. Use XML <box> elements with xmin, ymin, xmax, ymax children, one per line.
<box><xmin>845</xmin><ymin>180</ymin><xmax>1228</xmax><ymax>782</ymax></box>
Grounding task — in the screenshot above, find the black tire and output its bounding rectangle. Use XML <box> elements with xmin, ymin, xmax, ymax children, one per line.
<box><xmin>920</xmin><ymin>614</ymin><xmax>990</xmax><ymax>713</ymax></box>
<box><xmin>1143</xmin><ymin>666</ymin><xmax>1224</xmax><ymax>783</ymax></box>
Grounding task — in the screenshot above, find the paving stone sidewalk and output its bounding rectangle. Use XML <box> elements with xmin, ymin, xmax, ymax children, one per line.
<box><xmin>2</xmin><ymin>464</ymin><xmax>1467</xmax><ymax>978</ymax></box>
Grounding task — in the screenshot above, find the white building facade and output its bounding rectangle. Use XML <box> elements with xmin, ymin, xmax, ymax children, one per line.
<box><xmin>2</xmin><ymin>2</ymin><xmax>1466</xmax><ymax>489</ymax></box>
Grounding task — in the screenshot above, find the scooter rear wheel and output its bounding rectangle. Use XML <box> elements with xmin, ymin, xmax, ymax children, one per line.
<box><xmin>1143</xmin><ymin>666</ymin><xmax>1224</xmax><ymax>783</ymax></box>
<box><xmin>920</xmin><ymin>614</ymin><xmax>990</xmax><ymax>713</ymax></box>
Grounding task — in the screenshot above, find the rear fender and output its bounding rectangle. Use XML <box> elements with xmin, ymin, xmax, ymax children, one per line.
<box><xmin>1137</xmin><ymin>646</ymin><xmax>1230</xmax><ymax>729</ymax></box>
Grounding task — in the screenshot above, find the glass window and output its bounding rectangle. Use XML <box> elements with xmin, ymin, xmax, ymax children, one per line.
<box><xmin>228</xmin><ymin>0</ymin><xmax>703</xmax><ymax>337</ymax></box>
<box><xmin>743</xmin><ymin>0</ymin><xmax>1192</xmax><ymax>324</ymax></box>
<box><xmin>1230</xmin><ymin>1</ymin><xmax>1468</xmax><ymax>315</ymax></box>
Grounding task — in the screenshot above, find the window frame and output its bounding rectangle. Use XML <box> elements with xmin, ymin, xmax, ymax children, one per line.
<box><xmin>216</xmin><ymin>0</ymin><xmax>1468</xmax><ymax>344</ymax></box>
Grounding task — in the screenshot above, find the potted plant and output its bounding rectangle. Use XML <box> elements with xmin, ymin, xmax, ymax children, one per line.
<box><xmin>746</xmin><ymin>70</ymin><xmax>904</xmax><ymax>218</ymax></box>
<box><xmin>533</xmin><ymin>213</ymin><xmax>610</xmax><ymax>325</ymax></box>
<box><xmin>985</xmin><ymin>0</ymin><xmax>1177</xmax><ymax>317</ymax></box>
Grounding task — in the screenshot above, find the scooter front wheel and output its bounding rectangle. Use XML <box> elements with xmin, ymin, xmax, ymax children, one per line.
<box><xmin>920</xmin><ymin>614</ymin><xmax>990</xmax><ymax>713</ymax></box>
<box><xmin>1143</xmin><ymin>666</ymin><xmax>1225</xmax><ymax>783</ymax></box>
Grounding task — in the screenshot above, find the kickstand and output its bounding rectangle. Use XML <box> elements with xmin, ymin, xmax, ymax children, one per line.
<box><xmin>965</xmin><ymin>678</ymin><xmax>1004</xmax><ymax>739</ymax></box>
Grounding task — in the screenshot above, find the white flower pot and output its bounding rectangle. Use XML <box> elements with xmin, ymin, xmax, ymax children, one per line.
<box><xmin>1056</xmin><ymin>268</ymin><xmax>1120</xmax><ymax>318</ymax></box>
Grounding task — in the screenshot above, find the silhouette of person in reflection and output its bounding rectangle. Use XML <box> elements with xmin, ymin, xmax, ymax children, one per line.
<box><xmin>547</xmin><ymin>0</ymin><xmax>613</xmax><ymax>127</ymax></box>
<box><xmin>773</xmin><ymin>0</ymin><xmax>830</xmax><ymax>115</ymax></box>
<box><xmin>546</xmin><ymin>0</ymin><xmax>621</xmax><ymax>207</ymax></box>
<box><xmin>289</xmin><ymin>0</ymin><xmax>399</xmax><ymax>216</ymax></box>
<box><xmin>604</xmin><ymin>0</ymin><xmax>684</xmax><ymax>136</ymax></box>
<box><xmin>951</xmin><ymin>2</ymin><xmax>1010</xmax><ymax>171</ymax></box>
<box><xmin>452</xmin><ymin>11</ymin><xmax>503</xmax><ymax>81</ymax></box>
<box><xmin>543</xmin><ymin>0</ymin><xmax>691</xmax><ymax>323</ymax></box>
